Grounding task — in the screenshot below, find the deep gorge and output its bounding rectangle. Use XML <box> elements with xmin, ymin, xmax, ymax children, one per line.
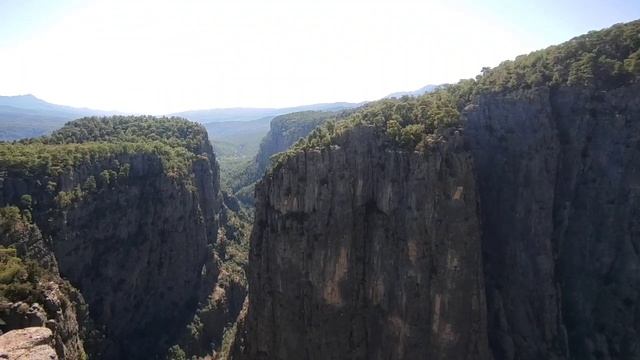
<box><xmin>1</xmin><ymin>19</ymin><xmax>640</xmax><ymax>360</ymax></box>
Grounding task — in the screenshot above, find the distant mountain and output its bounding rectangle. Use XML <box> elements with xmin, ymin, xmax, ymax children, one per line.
<box><xmin>172</xmin><ymin>102</ymin><xmax>361</xmax><ymax>123</ymax></box>
<box><xmin>0</xmin><ymin>94</ymin><xmax>117</xmax><ymax>141</ymax></box>
<box><xmin>384</xmin><ymin>84</ymin><xmax>439</xmax><ymax>99</ymax></box>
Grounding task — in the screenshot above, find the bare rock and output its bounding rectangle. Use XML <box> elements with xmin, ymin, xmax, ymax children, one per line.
<box><xmin>0</xmin><ymin>327</ymin><xmax>57</xmax><ymax>360</ymax></box>
<box><xmin>243</xmin><ymin>127</ymin><xmax>490</xmax><ymax>359</ymax></box>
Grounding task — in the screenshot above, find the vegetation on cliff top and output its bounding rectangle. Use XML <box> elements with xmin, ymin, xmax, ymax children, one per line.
<box><xmin>1</xmin><ymin>116</ymin><xmax>209</xmax><ymax>179</ymax></box>
<box><xmin>272</xmin><ymin>20</ymin><xmax>640</xmax><ymax>170</ymax></box>
<box><xmin>40</xmin><ymin>116</ymin><xmax>209</xmax><ymax>154</ymax></box>
<box><xmin>272</xmin><ymin>90</ymin><xmax>463</xmax><ymax>169</ymax></box>
<box><xmin>0</xmin><ymin>116</ymin><xmax>212</xmax><ymax>215</ymax></box>
<box><xmin>476</xmin><ymin>20</ymin><xmax>640</xmax><ymax>91</ymax></box>
<box><xmin>223</xmin><ymin>110</ymin><xmax>344</xmax><ymax>202</ymax></box>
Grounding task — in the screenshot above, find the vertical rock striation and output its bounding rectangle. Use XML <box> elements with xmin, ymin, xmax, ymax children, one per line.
<box><xmin>0</xmin><ymin>117</ymin><xmax>223</xmax><ymax>359</ymax></box>
<box><xmin>245</xmin><ymin>127</ymin><xmax>490</xmax><ymax>359</ymax></box>
<box><xmin>237</xmin><ymin>85</ymin><xmax>640</xmax><ymax>360</ymax></box>
<box><xmin>465</xmin><ymin>83</ymin><xmax>640</xmax><ymax>360</ymax></box>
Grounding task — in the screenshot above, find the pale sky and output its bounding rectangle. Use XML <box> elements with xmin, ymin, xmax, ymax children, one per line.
<box><xmin>0</xmin><ymin>0</ymin><xmax>639</xmax><ymax>114</ymax></box>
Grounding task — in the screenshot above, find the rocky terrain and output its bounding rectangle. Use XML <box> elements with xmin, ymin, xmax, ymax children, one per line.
<box><xmin>243</xmin><ymin>126</ymin><xmax>489</xmax><ymax>359</ymax></box>
<box><xmin>465</xmin><ymin>83</ymin><xmax>640</xmax><ymax>359</ymax></box>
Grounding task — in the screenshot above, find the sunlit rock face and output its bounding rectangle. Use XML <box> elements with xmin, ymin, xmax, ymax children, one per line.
<box><xmin>244</xmin><ymin>127</ymin><xmax>490</xmax><ymax>360</ymax></box>
<box><xmin>239</xmin><ymin>82</ymin><xmax>640</xmax><ymax>360</ymax></box>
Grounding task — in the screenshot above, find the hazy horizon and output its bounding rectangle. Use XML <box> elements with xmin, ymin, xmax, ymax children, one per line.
<box><xmin>1</xmin><ymin>0</ymin><xmax>639</xmax><ymax>114</ymax></box>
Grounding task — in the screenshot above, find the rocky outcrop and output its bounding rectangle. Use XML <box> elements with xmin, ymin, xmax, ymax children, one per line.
<box><xmin>244</xmin><ymin>126</ymin><xmax>490</xmax><ymax>359</ymax></box>
<box><xmin>0</xmin><ymin>210</ymin><xmax>88</xmax><ymax>359</ymax></box>
<box><xmin>0</xmin><ymin>281</ymin><xmax>88</xmax><ymax>360</ymax></box>
<box><xmin>0</xmin><ymin>327</ymin><xmax>58</xmax><ymax>360</ymax></box>
<box><xmin>465</xmin><ymin>83</ymin><xmax>640</xmax><ymax>360</ymax></box>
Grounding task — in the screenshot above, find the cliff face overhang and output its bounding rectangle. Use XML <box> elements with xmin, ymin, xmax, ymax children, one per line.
<box><xmin>241</xmin><ymin>83</ymin><xmax>640</xmax><ymax>360</ymax></box>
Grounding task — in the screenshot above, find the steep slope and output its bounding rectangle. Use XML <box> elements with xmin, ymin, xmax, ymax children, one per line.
<box><xmin>253</xmin><ymin>111</ymin><xmax>338</xmax><ymax>176</ymax></box>
<box><xmin>245</xmin><ymin>126</ymin><xmax>489</xmax><ymax>359</ymax></box>
<box><xmin>229</xmin><ymin>110</ymin><xmax>349</xmax><ymax>205</ymax></box>
<box><xmin>465</xmin><ymin>82</ymin><xmax>640</xmax><ymax>360</ymax></box>
<box><xmin>236</xmin><ymin>20</ymin><xmax>640</xmax><ymax>360</ymax></box>
<box><xmin>0</xmin><ymin>116</ymin><xmax>222</xmax><ymax>359</ymax></box>
<box><xmin>168</xmin><ymin>191</ymin><xmax>251</xmax><ymax>359</ymax></box>
<box><xmin>0</xmin><ymin>218</ymin><xmax>90</xmax><ymax>360</ymax></box>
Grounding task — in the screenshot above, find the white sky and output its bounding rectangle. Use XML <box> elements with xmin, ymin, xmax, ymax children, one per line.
<box><xmin>0</xmin><ymin>0</ymin><xmax>638</xmax><ymax>114</ymax></box>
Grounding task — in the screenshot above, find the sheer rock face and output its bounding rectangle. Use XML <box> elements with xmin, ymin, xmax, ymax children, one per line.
<box><xmin>245</xmin><ymin>127</ymin><xmax>490</xmax><ymax>360</ymax></box>
<box><xmin>465</xmin><ymin>84</ymin><xmax>640</xmax><ymax>360</ymax></box>
<box><xmin>51</xmin><ymin>155</ymin><xmax>215</xmax><ymax>359</ymax></box>
<box><xmin>0</xmin><ymin>327</ymin><xmax>58</xmax><ymax>360</ymax></box>
<box><xmin>240</xmin><ymin>83</ymin><xmax>640</xmax><ymax>360</ymax></box>
<box><xmin>55</xmin><ymin>152</ymin><xmax>220</xmax><ymax>359</ymax></box>
<box><xmin>0</xmin><ymin>141</ymin><xmax>222</xmax><ymax>359</ymax></box>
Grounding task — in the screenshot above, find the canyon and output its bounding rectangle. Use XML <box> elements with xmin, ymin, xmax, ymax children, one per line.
<box><xmin>1</xmin><ymin>20</ymin><xmax>639</xmax><ymax>360</ymax></box>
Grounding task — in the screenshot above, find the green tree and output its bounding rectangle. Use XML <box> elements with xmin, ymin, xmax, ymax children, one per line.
<box><xmin>166</xmin><ymin>345</ymin><xmax>186</xmax><ymax>360</ymax></box>
<box><xmin>19</xmin><ymin>194</ymin><xmax>32</xmax><ymax>209</ymax></box>
<box><xmin>83</xmin><ymin>176</ymin><xmax>97</xmax><ymax>192</ymax></box>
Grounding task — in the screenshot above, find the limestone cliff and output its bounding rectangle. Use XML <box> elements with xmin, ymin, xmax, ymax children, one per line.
<box><xmin>0</xmin><ymin>327</ymin><xmax>59</xmax><ymax>360</ymax></box>
<box><xmin>0</xmin><ymin>208</ymin><xmax>89</xmax><ymax>360</ymax></box>
<box><xmin>239</xmin><ymin>84</ymin><xmax>640</xmax><ymax>360</ymax></box>
<box><xmin>465</xmin><ymin>83</ymin><xmax>640</xmax><ymax>360</ymax></box>
<box><xmin>232</xmin><ymin>111</ymin><xmax>341</xmax><ymax>205</ymax></box>
<box><xmin>0</xmin><ymin>116</ymin><xmax>223</xmax><ymax>359</ymax></box>
<box><xmin>254</xmin><ymin>111</ymin><xmax>336</xmax><ymax>176</ymax></box>
<box><xmin>244</xmin><ymin>126</ymin><xmax>490</xmax><ymax>359</ymax></box>
<box><xmin>236</xmin><ymin>20</ymin><xmax>640</xmax><ymax>360</ymax></box>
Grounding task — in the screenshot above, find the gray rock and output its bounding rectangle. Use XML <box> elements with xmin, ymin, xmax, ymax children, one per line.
<box><xmin>0</xmin><ymin>327</ymin><xmax>57</xmax><ymax>360</ymax></box>
<box><xmin>244</xmin><ymin>126</ymin><xmax>490</xmax><ymax>359</ymax></box>
<box><xmin>465</xmin><ymin>84</ymin><xmax>640</xmax><ymax>360</ymax></box>
<box><xmin>238</xmin><ymin>82</ymin><xmax>640</xmax><ymax>360</ymax></box>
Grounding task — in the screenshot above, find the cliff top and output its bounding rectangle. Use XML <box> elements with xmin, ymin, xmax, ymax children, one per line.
<box><xmin>1</xmin><ymin>116</ymin><xmax>210</xmax><ymax>177</ymax></box>
<box><xmin>42</xmin><ymin>115</ymin><xmax>209</xmax><ymax>154</ymax></box>
<box><xmin>271</xmin><ymin>19</ymin><xmax>640</xmax><ymax>171</ymax></box>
